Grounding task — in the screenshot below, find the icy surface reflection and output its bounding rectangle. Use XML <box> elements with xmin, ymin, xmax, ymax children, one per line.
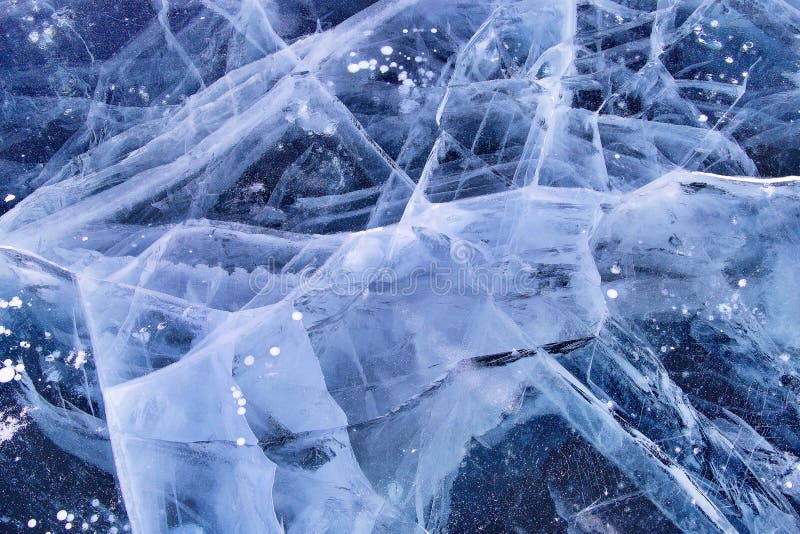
<box><xmin>2</xmin><ymin>0</ymin><xmax>800</xmax><ymax>532</ymax></box>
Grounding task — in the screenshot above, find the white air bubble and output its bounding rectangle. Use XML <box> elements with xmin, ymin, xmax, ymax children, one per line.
<box><xmin>0</xmin><ymin>366</ymin><xmax>15</xmax><ymax>383</ymax></box>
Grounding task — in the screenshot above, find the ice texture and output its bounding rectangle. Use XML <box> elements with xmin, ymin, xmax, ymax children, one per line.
<box><xmin>1</xmin><ymin>0</ymin><xmax>800</xmax><ymax>532</ymax></box>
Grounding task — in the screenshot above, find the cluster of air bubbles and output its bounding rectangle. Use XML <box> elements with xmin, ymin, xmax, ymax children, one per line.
<box><xmin>692</xmin><ymin>22</ymin><xmax>723</xmax><ymax>50</ymax></box>
<box><xmin>0</xmin><ymin>293</ymin><xmax>30</xmax><ymax>384</ymax></box>
<box><xmin>0</xmin><ymin>296</ymin><xmax>24</xmax><ymax>309</ymax></box>
<box><xmin>401</xmin><ymin>27</ymin><xmax>438</xmax><ymax>34</ymax></box>
<box><xmin>231</xmin><ymin>386</ymin><xmax>247</xmax><ymax>415</ymax></box>
<box><xmin>31</xmin><ymin>499</ymin><xmax>128</xmax><ymax>532</ymax></box>
<box><xmin>127</xmin><ymin>85</ymin><xmax>151</xmax><ymax>102</ymax></box>
<box><xmin>26</xmin><ymin>23</ymin><xmax>55</xmax><ymax>49</ymax></box>
<box><xmin>345</xmin><ymin>31</ymin><xmax>439</xmax><ymax>100</ymax></box>
<box><xmin>689</xmin><ymin>19</ymin><xmax>756</xmax><ymax>89</ymax></box>
<box><xmin>0</xmin><ymin>360</ymin><xmax>25</xmax><ymax>383</ymax></box>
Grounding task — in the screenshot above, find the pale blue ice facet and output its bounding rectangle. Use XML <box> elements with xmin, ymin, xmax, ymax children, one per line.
<box><xmin>1</xmin><ymin>0</ymin><xmax>800</xmax><ymax>532</ymax></box>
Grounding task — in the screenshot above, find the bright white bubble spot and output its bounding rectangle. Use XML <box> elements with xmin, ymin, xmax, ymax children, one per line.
<box><xmin>606</xmin><ymin>288</ymin><xmax>619</xmax><ymax>299</ymax></box>
<box><xmin>4</xmin><ymin>194</ymin><xmax>15</xmax><ymax>202</ymax></box>
<box><xmin>236</xmin><ymin>437</ymin><xmax>245</xmax><ymax>446</ymax></box>
<box><xmin>698</xmin><ymin>114</ymin><xmax>708</xmax><ymax>123</ymax></box>
<box><xmin>0</xmin><ymin>366</ymin><xmax>15</xmax><ymax>383</ymax></box>
<box><xmin>269</xmin><ymin>346</ymin><xmax>281</xmax><ymax>356</ymax></box>
<box><xmin>243</xmin><ymin>355</ymin><xmax>255</xmax><ymax>366</ymax></box>
<box><xmin>738</xmin><ymin>278</ymin><xmax>747</xmax><ymax>287</ymax></box>
<box><xmin>237</xmin><ymin>407</ymin><xmax>246</xmax><ymax>415</ymax></box>
<box><xmin>786</xmin><ymin>480</ymin><xmax>794</xmax><ymax>489</ymax></box>
<box><xmin>57</xmin><ymin>510</ymin><xmax>68</xmax><ymax>521</ymax></box>
<box><xmin>380</xmin><ymin>45</ymin><xmax>393</xmax><ymax>55</ymax></box>
<box><xmin>291</xmin><ymin>311</ymin><xmax>303</xmax><ymax>321</ymax></box>
<box><xmin>610</xmin><ymin>264</ymin><xmax>621</xmax><ymax>275</ymax></box>
<box><xmin>27</xmin><ymin>519</ymin><xmax>37</xmax><ymax>528</ymax></box>
<box><xmin>347</xmin><ymin>63</ymin><xmax>360</xmax><ymax>73</ymax></box>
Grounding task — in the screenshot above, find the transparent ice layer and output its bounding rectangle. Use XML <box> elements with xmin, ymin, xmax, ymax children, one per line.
<box><xmin>1</xmin><ymin>0</ymin><xmax>800</xmax><ymax>532</ymax></box>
